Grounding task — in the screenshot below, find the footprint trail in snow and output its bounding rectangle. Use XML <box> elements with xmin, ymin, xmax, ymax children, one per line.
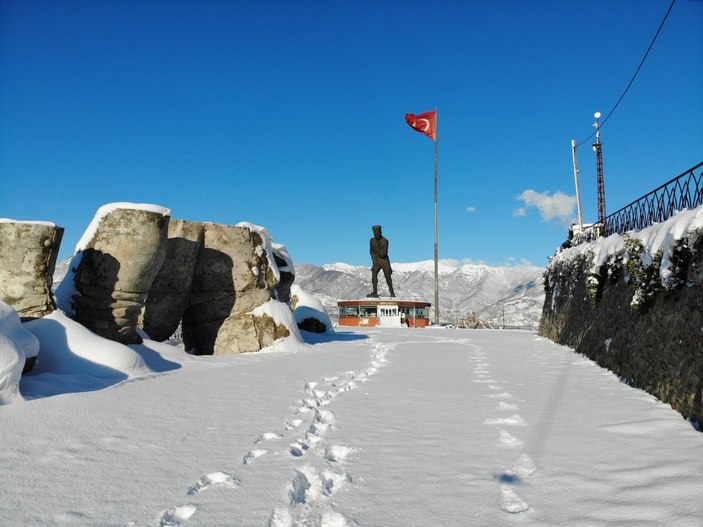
<box><xmin>470</xmin><ymin>348</ymin><xmax>537</xmax><ymax>514</ymax></box>
<box><xmin>265</xmin><ymin>340</ymin><xmax>392</xmax><ymax>526</ymax></box>
<box><xmin>138</xmin><ymin>338</ymin><xmax>392</xmax><ymax>527</ymax></box>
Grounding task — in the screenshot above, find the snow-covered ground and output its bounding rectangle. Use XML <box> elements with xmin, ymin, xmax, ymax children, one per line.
<box><xmin>1</xmin><ymin>326</ymin><xmax>701</xmax><ymax>526</ymax></box>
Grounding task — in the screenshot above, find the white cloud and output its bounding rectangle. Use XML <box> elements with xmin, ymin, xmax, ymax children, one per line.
<box><xmin>497</xmin><ymin>256</ymin><xmax>539</xmax><ymax>269</ymax></box>
<box><xmin>442</xmin><ymin>257</ymin><xmax>536</xmax><ymax>269</ymax></box>
<box><xmin>460</xmin><ymin>257</ymin><xmax>487</xmax><ymax>265</ymax></box>
<box><xmin>466</xmin><ymin>206</ymin><xmax>476</xmax><ymax>213</ymax></box>
<box><xmin>439</xmin><ymin>258</ymin><xmax>461</xmax><ymax>268</ymax></box>
<box><xmin>515</xmin><ymin>189</ymin><xmax>576</xmax><ymax>226</ymax></box>
<box><xmin>513</xmin><ymin>207</ymin><xmax>527</xmax><ymax>217</ymax></box>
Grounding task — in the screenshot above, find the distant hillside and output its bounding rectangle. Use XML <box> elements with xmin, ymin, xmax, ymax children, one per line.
<box><xmin>294</xmin><ymin>261</ymin><xmax>545</xmax><ymax>330</ymax></box>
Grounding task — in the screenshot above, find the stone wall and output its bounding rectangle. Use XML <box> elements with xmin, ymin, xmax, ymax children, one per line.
<box><xmin>539</xmin><ymin>230</ymin><xmax>703</xmax><ymax>425</ymax></box>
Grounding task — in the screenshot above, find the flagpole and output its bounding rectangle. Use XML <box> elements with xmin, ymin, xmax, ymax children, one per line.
<box><xmin>433</xmin><ymin>106</ymin><xmax>439</xmax><ymax>326</ymax></box>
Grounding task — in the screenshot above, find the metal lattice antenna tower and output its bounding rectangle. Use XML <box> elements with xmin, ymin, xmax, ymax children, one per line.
<box><xmin>592</xmin><ymin>112</ymin><xmax>606</xmax><ymax>229</ymax></box>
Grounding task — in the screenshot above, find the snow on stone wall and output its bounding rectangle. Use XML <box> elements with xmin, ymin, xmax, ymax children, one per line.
<box><xmin>540</xmin><ymin>205</ymin><xmax>703</xmax><ymax>425</ymax></box>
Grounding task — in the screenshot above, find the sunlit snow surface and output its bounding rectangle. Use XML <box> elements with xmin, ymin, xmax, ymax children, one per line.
<box><xmin>1</xmin><ymin>327</ymin><xmax>701</xmax><ymax>526</ymax></box>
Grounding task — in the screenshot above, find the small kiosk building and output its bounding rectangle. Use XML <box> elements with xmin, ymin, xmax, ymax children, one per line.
<box><xmin>337</xmin><ymin>299</ymin><xmax>432</xmax><ymax>328</ymax></box>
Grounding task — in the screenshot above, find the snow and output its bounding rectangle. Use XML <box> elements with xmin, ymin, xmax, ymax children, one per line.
<box><xmin>75</xmin><ymin>202</ymin><xmax>171</xmax><ymax>254</ymax></box>
<box><xmin>326</xmin><ymin>260</ymin><xmax>542</xmax><ymax>276</ymax></box>
<box><xmin>55</xmin><ymin>202</ymin><xmax>171</xmax><ymax>316</ymax></box>
<box><xmin>273</xmin><ymin>242</ymin><xmax>295</xmax><ymax>275</ymax></box>
<box><xmin>291</xmin><ymin>284</ymin><xmax>333</xmax><ymax>332</ymax></box>
<box><xmin>0</xmin><ymin>218</ymin><xmax>56</xmax><ymax>227</ymax></box>
<box><xmin>1</xmin><ymin>314</ymin><xmax>702</xmax><ymax>526</ymax></box>
<box><xmin>23</xmin><ymin>311</ymin><xmax>152</xmax><ymax>384</ymax></box>
<box><xmin>237</xmin><ymin>221</ymin><xmax>282</xmax><ymax>283</ymax></box>
<box><xmin>251</xmin><ymin>299</ymin><xmax>304</xmax><ymax>347</ymax></box>
<box><xmin>552</xmin><ymin>205</ymin><xmax>703</xmax><ymax>284</ymax></box>
<box><xmin>53</xmin><ymin>251</ymin><xmax>83</xmax><ymax>316</ymax></box>
<box><xmin>0</xmin><ymin>300</ymin><xmax>39</xmax><ymax>404</ymax></box>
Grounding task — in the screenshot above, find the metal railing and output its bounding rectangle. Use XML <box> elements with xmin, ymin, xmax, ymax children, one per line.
<box><xmin>571</xmin><ymin>162</ymin><xmax>703</xmax><ymax>244</ymax></box>
<box><xmin>604</xmin><ymin>161</ymin><xmax>703</xmax><ymax>236</ymax></box>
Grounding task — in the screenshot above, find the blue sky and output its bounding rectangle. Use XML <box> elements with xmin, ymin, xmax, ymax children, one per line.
<box><xmin>1</xmin><ymin>0</ymin><xmax>701</xmax><ymax>268</ymax></box>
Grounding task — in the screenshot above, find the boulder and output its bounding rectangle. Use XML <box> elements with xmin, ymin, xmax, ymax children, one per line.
<box><xmin>0</xmin><ymin>220</ymin><xmax>64</xmax><ymax>320</ymax></box>
<box><xmin>61</xmin><ymin>204</ymin><xmax>169</xmax><ymax>344</ymax></box>
<box><xmin>182</xmin><ymin>222</ymin><xmax>283</xmax><ymax>354</ymax></box>
<box><xmin>272</xmin><ymin>243</ymin><xmax>295</xmax><ymax>304</ymax></box>
<box><xmin>291</xmin><ymin>284</ymin><xmax>332</xmax><ymax>333</ymax></box>
<box><xmin>142</xmin><ymin>219</ymin><xmax>204</xmax><ymax>341</ymax></box>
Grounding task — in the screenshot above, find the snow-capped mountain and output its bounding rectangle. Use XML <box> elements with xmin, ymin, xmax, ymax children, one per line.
<box><xmin>294</xmin><ymin>260</ymin><xmax>545</xmax><ymax>329</ymax></box>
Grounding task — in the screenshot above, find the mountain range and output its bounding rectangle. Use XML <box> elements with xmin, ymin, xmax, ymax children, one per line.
<box><xmin>54</xmin><ymin>258</ymin><xmax>546</xmax><ymax>330</ymax></box>
<box><xmin>294</xmin><ymin>261</ymin><xmax>545</xmax><ymax>330</ymax></box>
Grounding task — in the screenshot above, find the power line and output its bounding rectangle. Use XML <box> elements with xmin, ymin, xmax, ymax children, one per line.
<box><xmin>576</xmin><ymin>0</ymin><xmax>677</xmax><ymax>147</ymax></box>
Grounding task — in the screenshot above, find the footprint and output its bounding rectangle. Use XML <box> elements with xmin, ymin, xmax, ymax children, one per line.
<box><xmin>313</xmin><ymin>389</ymin><xmax>332</xmax><ymax>399</ymax></box>
<box><xmin>500</xmin><ymin>485</ymin><xmax>530</xmax><ymax>513</ymax></box>
<box><xmin>319</xmin><ymin>510</ymin><xmax>350</xmax><ymax>527</ymax></box>
<box><xmin>256</xmin><ymin>432</ymin><xmax>284</xmax><ymax>444</ymax></box>
<box><xmin>338</xmin><ymin>381</ymin><xmax>358</xmax><ymax>393</ymax></box>
<box><xmin>243</xmin><ymin>448</ymin><xmax>270</xmax><ymax>464</ymax></box>
<box><xmin>268</xmin><ymin>507</ymin><xmax>293</xmax><ymax>527</ymax></box>
<box><xmin>324</xmin><ymin>445</ymin><xmax>354</xmax><ymax>463</ymax></box>
<box><xmin>302</xmin><ymin>397</ymin><xmax>320</xmax><ymax>409</ymax></box>
<box><xmin>289</xmin><ymin>465</ymin><xmax>323</xmax><ymax>505</ymax></box>
<box><xmin>287</xmin><ymin>464</ymin><xmax>349</xmax><ymax>506</ymax></box>
<box><xmin>315</xmin><ymin>409</ymin><xmax>335</xmax><ymax>426</ymax></box>
<box><xmin>513</xmin><ymin>453</ymin><xmax>536</xmax><ymax>477</ymax></box>
<box><xmin>187</xmin><ymin>471</ymin><xmax>240</xmax><ymax>495</ymax></box>
<box><xmin>485</xmin><ymin>414</ymin><xmax>525</xmax><ymax>426</ymax></box>
<box><xmin>158</xmin><ymin>504</ymin><xmax>197</xmax><ymax>526</ymax></box>
<box><xmin>289</xmin><ymin>441</ymin><xmax>310</xmax><ymax>457</ymax></box>
<box><xmin>320</xmin><ymin>468</ymin><xmax>348</xmax><ymax>496</ymax></box>
<box><xmin>498</xmin><ymin>429</ymin><xmax>523</xmax><ymax>448</ymax></box>
<box><xmin>484</xmin><ymin>392</ymin><xmax>513</xmax><ymax>399</ymax></box>
<box><xmin>285</xmin><ymin>419</ymin><xmax>304</xmax><ymax>430</ymax></box>
<box><xmin>295</xmin><ymin>405</ymin><xmax>313</xmax><ymax>415</ymax></box>
<box><xmin>306</xmin><ymin>421</ymin><xmax>330</xmax><ymax>444</ymax></box>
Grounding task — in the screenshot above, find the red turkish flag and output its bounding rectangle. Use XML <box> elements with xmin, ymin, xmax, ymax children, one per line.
<box><xmin>405</xmin><ymin>110</ymin><xmax>437</xmax><ymax>141</ymax></box>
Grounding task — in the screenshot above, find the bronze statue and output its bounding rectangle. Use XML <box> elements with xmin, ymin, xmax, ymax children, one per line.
<box><xmin>368</xmin><ymin>225</ymin><xmax>395</xmax><ymax>297</ymax></box>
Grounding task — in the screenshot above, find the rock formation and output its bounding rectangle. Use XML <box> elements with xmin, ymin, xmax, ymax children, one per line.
<box><xmin>2</xmin><ymin>203</ymin><xmax>301</xmax><ymax>355</ymax></box>
<box><xmin>59</xmin><ymin>204</ymin><xmax>170</xmax><ymax>344</ymax></box>
<box><xmin>291</xmin><ymin>284</ymin><xmax>332</xmax><ymax>333</ymax></box>
<box><xmin>142</xmin><ymin>219</ymin><xmax>204</xmax><ymax>341</ymax></box>
<box><xmin>272</xmin><ymin>243</ymin><xmax>295</xmax><ymax>304</ymax></box>
<box><xmin>182</xmin><ymin>222</ymin><xmax>290</xmax><ymax>355</ymax></box>
<box><xmin>0</xmin><ymin>220</ymin><xmax>64</xmax><ymax>321</ymax></box>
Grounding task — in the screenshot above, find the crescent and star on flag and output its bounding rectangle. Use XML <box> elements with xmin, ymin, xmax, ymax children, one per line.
<box><xmin>405</xmin><ymin>110</ymin><xmax>437</xmax><ymax>141</ymax></box>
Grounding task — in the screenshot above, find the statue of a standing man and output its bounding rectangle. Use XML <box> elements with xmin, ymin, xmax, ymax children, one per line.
<box><xmin>368</xmin><ymin>225</ymin><xmax>395</xmax><ymax>298</ymax></box>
